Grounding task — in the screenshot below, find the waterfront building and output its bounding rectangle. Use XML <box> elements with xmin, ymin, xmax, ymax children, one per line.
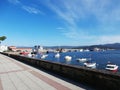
<box><xmin>8</xmin><ymin>46</ymin><xmax>32</xmax><ymax>52</ymax></box>
<box><xmin>32</xmin><ymin>45</ymin><xmax>44</xmax><ymax>54</ymax></box>
<box><xmin>0</xmin><ymin>45</ymin><xmax>8</xmax><ymax>52</ymax></box>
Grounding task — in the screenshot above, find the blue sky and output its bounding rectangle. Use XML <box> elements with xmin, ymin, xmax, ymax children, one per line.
<box><xmin>1</xmin><ymin>0</ymin><xmax>120</xmax><ymax>46</ymax></box>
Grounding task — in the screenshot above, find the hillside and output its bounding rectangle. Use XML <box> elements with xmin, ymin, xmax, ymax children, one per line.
<box><xmin>73</xmin><ymin>43</ymin><xmax>120</xmax><ymax>50</ymax></box>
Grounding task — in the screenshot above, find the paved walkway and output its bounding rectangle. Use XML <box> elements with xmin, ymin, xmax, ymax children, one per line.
<box><xmin>0</xmin><ymin>54</ymin><xmax>94</xmax><ymax>90</ymax></box>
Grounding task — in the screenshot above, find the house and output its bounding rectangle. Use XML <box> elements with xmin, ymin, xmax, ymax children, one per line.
<box><xmin>8</xmin><ymin>46</ymin><xmax>32</xmax><ymax>52</ymax></box>
<box><xmin>0</xmin><ymin>45</ymin><xmax>8</xmax><ymax>52</ymax></box>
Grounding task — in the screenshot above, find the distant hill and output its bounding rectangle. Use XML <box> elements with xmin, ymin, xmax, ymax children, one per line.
<box><xmin>102</xmin><ymin>43</ymin><xmax>120</xmax><ymax>49</ymax></box>
<box><xmin>43</xmin><ymin>43</ymin><xmax>120</xmax><ymax>50</ymax></box>
<box><xmin>17</xmin><ymin>43</ymin><xmax>120</xmax><ymax>50</ymax></box>
<box><xmin>44</xmin><ymin>46</ymin><xmax>76</xmax><ymax>49</ymax></box>
<box><xmin>73</xmin><ymin>43</ymin><xmax>120</xmax><ymax>50</ymax></box>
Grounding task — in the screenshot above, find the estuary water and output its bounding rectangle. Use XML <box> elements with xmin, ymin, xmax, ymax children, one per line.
<box><xmin>36</xmin><ymin>50</ymin><xmax>120</xmax><ymax>72</ymax></box>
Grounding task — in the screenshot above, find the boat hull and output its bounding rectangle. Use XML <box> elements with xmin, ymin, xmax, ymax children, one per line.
<box><xmin>84</xmin><ymin>63</ymin><xmax>96</xmax><ymax>68</ymax></box>
<box><xmin>105</xmin><ymin>64</ymin><xmax>119</xmax><ymax>72</ymax></box>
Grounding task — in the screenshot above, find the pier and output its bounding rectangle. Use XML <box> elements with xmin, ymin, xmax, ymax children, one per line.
<box><xmin>0</xmin><ymin>53</ymin><xmax>94</xmax><ymax>90</ymax></box>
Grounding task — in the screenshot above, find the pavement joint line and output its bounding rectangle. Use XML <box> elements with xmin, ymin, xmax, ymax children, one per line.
<box><xmin>9</xmin><ymin>60</ymin><xmax>71</xmax><ymax>90</ymax></box>
<box><xmin>14</xmin><ymin>71</ymin><xmax>35</xmax><ymax>90</ymax></box>
<box><xmin>8</xmin><ymin>60</ymin><xmax>71</xmax><ymax>90</ymax></box>
<box><xmin>7</xmin><ymin>73</ymin><xmax>18</xmax><ymax>90</ymax></box>
<box><xmin>30</xmin><ymin>70</ymin><xmax>71</xmax><ymax>90</ymax></box>
<box><xmin>0</xmin><ymin>55</ymin><xmax>71</xmax><ymax>90</ymax></box>
<box><xmin>0</xmin><ymin>54</ymin><xmax>94</xmax><ymax>90</ymax></box>
<box><xmin>0</xmin><ymin>69</ymin><xmax>28</xmax><ymax>75</ymax></box>
<box><xmin>0</xmin><ymin>78</ymin><xmax>3</xmax><ymax>90</ymax></box>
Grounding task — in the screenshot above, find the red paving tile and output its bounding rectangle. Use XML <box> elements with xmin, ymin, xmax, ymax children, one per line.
<box><xmin>0</xmin><ymin>54</ymin><xmax>94</xmax><ymax>90</ymax></box>
<box><xmin>0</xmin><ymin>78</ymin><xmax>3</xmax><ymax>90</ymax></box>
<box><xmin>7</xmin><ymin>57</ymin><xmax>71</xmax><ymax>90</ymax></box>
<box><xmin>30</xmin><ymin>70</ymin><xmax>71</xmax><ymax>90</ymax></box>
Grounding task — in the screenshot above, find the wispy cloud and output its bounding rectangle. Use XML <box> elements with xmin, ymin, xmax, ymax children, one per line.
<box><xmin>97</xmin><ymin>35</ymin><xmax>120</xmax><ymax>44</ymax></box>
<box><xmin>8</xmin><ymin>0</ymin><xmax>44</xmax><ymax>15</ymax></box>
<box><xmin>22</xmin><ymin>6</ymin><xmax>44</xmax><ymax>14</ymax></box>
<box><xmin>45</xmin><ymin>0</ymin><xmax>120</xmax><ymax>44</ymax></box>
<box><xmin>8</xmin><ymin>0</ymin><xmax>20</xmax><ymax>4</ymax></box>
<box><xmin>7</xmin><ymin>0</ymin><xmax>120</xmax><ymax>45</ymax></box>
<box><xmin>56</xmin><ymin>27</ymin><xmax>65</xmax><ymax>30</ymax></box>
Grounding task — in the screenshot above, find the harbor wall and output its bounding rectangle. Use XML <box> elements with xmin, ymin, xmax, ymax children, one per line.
<box><xmin>1</xmin><ymin>53</ymin><xmax>120</xmax><ymax>90</ymax></box>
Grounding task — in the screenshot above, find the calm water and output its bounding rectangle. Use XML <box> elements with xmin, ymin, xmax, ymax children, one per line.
<box><xmin>36</xmin><ymin>50</ymin><xmax>120</xmax><ymax>72</ymax></box>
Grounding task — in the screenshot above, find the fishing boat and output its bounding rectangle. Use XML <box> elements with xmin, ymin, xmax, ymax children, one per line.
<box><xmin>84</xmin><ymin>61</ymin><xmax>96</xmax><ymax>68</ymax></box>
<box><xmin>105</xmin><ymin>62</ymin><xmax>119</xmax><ymax>72</ymax></box>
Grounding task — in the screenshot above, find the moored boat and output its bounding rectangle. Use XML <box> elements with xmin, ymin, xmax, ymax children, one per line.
<box><xmin>84</xmin><ymin>62</ymin><xmax>96</xmax><ymax>68</ymax></box>
<box><xmin>41</xmin><ymin>54</ymin><xmax>48</xmax><ymax>59</ymax></box>
<box><xmin>55</xmin><ymin>53</ymin><xmax>60</xmax><ymax>58</ymax></box>
<box><xmin>76</xmin><ymin>58</ymin><xmax>90</xmax><ymax>62</ymax></box>
<box><xmin>105</xmin><ymin>62</ymin><xmax>119</xmax><ymax>72</ymax></box>
<box><xmin>64</xmin><ymin>56</ymin><xmax>72</xmax><ymax>61</ymax></box>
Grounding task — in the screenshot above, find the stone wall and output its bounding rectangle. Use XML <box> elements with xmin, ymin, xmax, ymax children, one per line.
<box><xmin>1</xmin><ymin>53</ymin><xmax>120</xmax><ymax>90</ymax></box>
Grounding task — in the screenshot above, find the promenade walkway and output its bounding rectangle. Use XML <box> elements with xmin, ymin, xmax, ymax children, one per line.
<box><xmin>0</xmin><ymin>54</ymin><xmax>94</xmax><ymax>90</ymax></box>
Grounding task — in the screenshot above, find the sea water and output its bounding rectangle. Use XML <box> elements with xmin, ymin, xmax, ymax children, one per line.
<box><xmin>36</xmin><ymin>50</ymin><xmax>120</xmax><ymax>72</ymax></box>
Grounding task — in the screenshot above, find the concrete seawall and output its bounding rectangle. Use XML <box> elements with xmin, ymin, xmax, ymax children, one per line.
<box><xmin>1</xmin><ymin>52</ymin><xmax>120</xmax><ymax>90</ymax></box>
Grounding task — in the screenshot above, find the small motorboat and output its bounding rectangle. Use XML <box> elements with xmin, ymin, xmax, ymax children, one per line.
<box><xmin>41</xmin><ymin>54</ymin><xmax>48</xmax><ymax>59</ymax></box>
<box><xmin>105</xmin><ymin>62</ymin><xmax>119</xmax><ymax>72</ymax></box>
<box><xmin>20</xmin><ymin>51</ymin><xmax>29</xmax><ymax>56</ymax></box>
<box><xmin>64</xmin><ymin>56</ymin><xmax>72</xmax><ymax>61</ymax></box>
<box><xmin>27</xmin><ymin>53</ymin><xmax>32</xmax><ymax>57</ymax></box>
<box><xmin>55</xmin><ymin>53</ymin><xmax>60</xmax><ymax>58</ymax></box>
<box><xmin>84</xmin><ymin>62</ymin><xmax>96</xmax><ymax>68</ymax></box>
<box><xmin>76</xmin><ymin>58</ymin><xmax>90</xmax><ymax>62</ymax></box>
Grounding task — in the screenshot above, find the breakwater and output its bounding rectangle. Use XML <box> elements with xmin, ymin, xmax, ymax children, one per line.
<box><xmin>1</xmin><ymin>52</ymin><xmax>120</xmax><ymax>90</ymax></box>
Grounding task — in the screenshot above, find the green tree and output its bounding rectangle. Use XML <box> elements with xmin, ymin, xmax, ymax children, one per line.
<box><xmin>0</xmin><ymin>36</ymin><xmax>7</xmax><ymax>44</ymax></box>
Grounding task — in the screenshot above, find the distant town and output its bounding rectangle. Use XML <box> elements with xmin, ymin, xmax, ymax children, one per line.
<box><xmin>0</xmin><ymin>43</ymin><xmax>120</xmax><ymax>54</ymax></box>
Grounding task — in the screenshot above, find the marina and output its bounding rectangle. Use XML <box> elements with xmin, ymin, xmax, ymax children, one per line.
<box><xmin>1</xmin><ymin>0</ymin><xmax>120</xmax><ymax>89</ymax></box>
<box><xmin>7</xmin><ymin>45</ymin><xmax>120</xmax><ymax>72</ymax></box>
<box><xmin>26</xmin><ymin>48</ymin><xmax>120</xmax><ymax>72</ymax></box>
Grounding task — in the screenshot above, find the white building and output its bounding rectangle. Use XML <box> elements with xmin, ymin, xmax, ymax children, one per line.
<box><xmin>0</xmin><ymin>45</ymin><xmax>8</xmax><ymax>52</ymax></box>
<box><xmin>32</xmin><ymin>45</ymin><xmax>44</xmax><ymax>53</ymax></box>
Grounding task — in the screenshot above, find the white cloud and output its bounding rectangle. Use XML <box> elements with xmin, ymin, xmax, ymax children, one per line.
<box><xmin>56</xmin><ymin>27</ymin><xmax>65</xmax><ymax>30</ymax></box>
<box><xmin>8</xmin><ymin>0</ymin><xmax>44</xmax><ymax>15</ymax></box>
<box><xmin>8</xmin><ymin>0</ymin><xmax>120</xmax><ymax>45</ymax></box>
<box><xmin>22</xmin><ymin>6</ymin><xmax>44</xmax><ymax>14</ymax></box>
<box><xmin>8</xmin><ymin>0</ymin><xmax>20</xmax><ymax>4</ymax></box>
<box><xmin>46</xmin><ymin>0</ymin><xmax>120</xmax><ymax>44</ymax></box>
<box><xmin>97</xmin><ymin>35</ymin><xmax>120</xmax><ymax>44</ymax></box>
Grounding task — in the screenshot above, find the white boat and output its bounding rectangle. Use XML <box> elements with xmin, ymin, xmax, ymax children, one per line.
<box><xmin>55</xmin><ymin>53</ymin><xmax>60</xmax><ymax>58</ymax></box>
<box><xmin>41</xmin><ymin>54</ymin><xmax>48</xmax><ymax>59</ymax></box>
<box><xmin>105</xmin><ymin>62</ymin><xmax>119</xmax><ymax>72</ymax></box>
<box><xmin>27</xmin><ymin>53</ymin><xmax>32</xmax><ymax>57</ymax></box>
<box><xmin>84</xmin><ymin>62</ymin><xmax>96</xmax><ymax>68</ymax></box>
<box><xmin>64</xmin><ymin>56</ymin><xmax>72</xmax><ymax>61</ymax></box>
<box><xmin>76</xmin><ymin>58</ymin><xmax>89</xmax><ymax>62</ymax></box>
